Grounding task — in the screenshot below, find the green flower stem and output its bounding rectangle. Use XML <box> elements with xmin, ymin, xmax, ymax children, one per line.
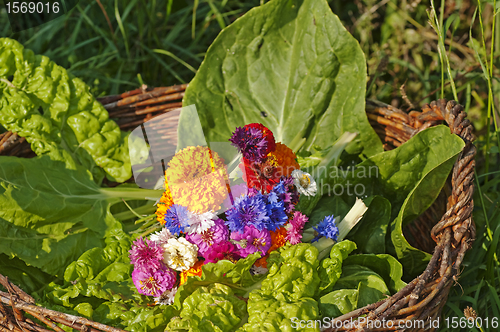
<box><xmin>100</xmin><ymin>187</ymin><xmax>163</xmax><ymax>201</ymax></box>
<box><xmin>314</xmin><ymin>237</ymin><xmax>336</xmax><ymax>260</ymax></box>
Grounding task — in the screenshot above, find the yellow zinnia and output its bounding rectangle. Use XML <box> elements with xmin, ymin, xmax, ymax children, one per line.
<box><xmin>165</xmin><ymin>146</ymin><xmax>228</xmax><ymax>214</ymax></box>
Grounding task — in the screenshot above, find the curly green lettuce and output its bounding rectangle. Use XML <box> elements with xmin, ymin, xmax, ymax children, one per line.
<box><xmin>239</xmin><ymin>243</ymin><xmax>321</xmax><ymax>332</ymax></box>
<box><xmin>166</xmin><ymin>283</ymin><xmax>247</xmax><ymax>332</ymax></box>
<box><xmin>0</xmin><ymin>38</ymin><xmax>131</xmax><ymax>183</ymax></box>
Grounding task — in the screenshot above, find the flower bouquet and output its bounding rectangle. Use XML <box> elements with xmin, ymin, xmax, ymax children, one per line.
<box><xmin>128</xmin><ymin>123</ymin><xmax>368</xmax><ymax>306</ymax></box>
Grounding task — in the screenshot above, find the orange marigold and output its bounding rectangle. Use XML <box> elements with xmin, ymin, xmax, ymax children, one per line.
<box><xmin>166</xmin><ymin>146</ymin><xmax>228</xmax><ymax>213</ymax></box>
<box><xmin>179</xmin><ymin>260</ymin><xmax>204</xmax><ymax>285</ymax></box>
<box><xmin>254</xmin><ymin>226</ymin><xmax>289</xmax><ymax>268</ymax></box>
<box><xmin>268</xmin><ymin>226</ymin><xmax>288</xmax><ymax>253</ymax></box>
<box><xmin>270</xmin><ymin>142</ymin><xmax>299</xmax><ymax>177</ymax></box>
<box><xmin>254</xmin><ymin>254</ymin><xmax>269</xmax><ymax>268</ymax></box>
<box><xmin>156</xmin><ymin>182</ymin><xmax>174</xmax><ymax>225</ymax></box>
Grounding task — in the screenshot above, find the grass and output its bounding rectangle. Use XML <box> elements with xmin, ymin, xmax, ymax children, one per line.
<box><xmin>1</xmin><ymin>0</ymin><xmax>500</xmax><ymax>331</ymax></box>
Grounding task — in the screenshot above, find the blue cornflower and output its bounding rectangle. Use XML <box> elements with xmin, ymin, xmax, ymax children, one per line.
<box><xmin>272</xmin><ymin>176</ymin><xmax>299</xmax><ymax>214</ymax></box>
<box><xmin>225</xmin><ymin>192</ymin><xmax>269</xmax><ymax>232</ymax></box>
<box><xmin>264</xmin><ymin>191</ymin><xmax>288</xmax><ymax>231</ymax></box>
<box><xmin>312</xmin><ymin>215</ymin><xmax>339</xmax><ymax>242</ymax></box>
<box><xmin>164</xmin><ymin>204</ymin><xmax>189</xmax><ymax>235</ymax></box>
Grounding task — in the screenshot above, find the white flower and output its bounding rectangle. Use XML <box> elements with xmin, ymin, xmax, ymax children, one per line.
<box><xmin>154</xmin><ymin>287</ymin><xmax>177</xmax><ymax>306</ymax></box>
<box><xmin>163</xmin><ymin>237</ymin><xmax>198</xmax><ymax>271</ymax></box>
<box><xmin>250</xmin><ymin>265</ymin><xmax>268</xmax><ymax>275</ymax></box>
<box><xmin>149</xmin><ymin>228</ymin><xmax>174</xmax><ymax>246</ymax></box>
<box><xmin>185</xmin><ymin>211</ymin><xmax>217</xmax><ymax>234</ymax></box>
<box><xmin>291</xmin><ymin>169</ymin><xmax>317</xmax><ymax>196</ymax></box>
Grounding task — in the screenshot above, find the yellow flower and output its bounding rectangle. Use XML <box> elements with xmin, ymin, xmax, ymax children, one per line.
<box><xmin>166</xmin><ymin>146</ymin><xmax>228</xmax><ymax>213</ymax></box>
<box><xmin>156</xmin><ymin>182</ymin><xmax>174</xmax><ymax>225</ymax></box>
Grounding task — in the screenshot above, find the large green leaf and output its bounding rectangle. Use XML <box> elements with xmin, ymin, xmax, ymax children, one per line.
<box><xmin>35</xmin><ymin>227</ymin><xmax>176</xmax><ymax>332</ymax></box>
<box><xmin>179</xmin><ymin>0</ymin><xmax>382</xmax><ymax>157</ymax></box>
<box><xmin>324</xmin><ymin>125</ymin><xmax>465</xmax><ymax>277</ymax></box>
<box><xmin>347</xmin><ymin>196</ymin><xmax>391</xmax><ymax>254</ymax></box>
<box><xmin>0</xmin><ymin>38</ymin><xmax>131</xmax><ymax>183</ymax></box>
<box><xmin>0</xmin><ymin>156</ymin><xmax>121</xmax><ymax>276</ymax></box>
<box><xmin>0</xmin><ymin>254</ymin><xmax>55</xmax><ymax>294</ymax></box>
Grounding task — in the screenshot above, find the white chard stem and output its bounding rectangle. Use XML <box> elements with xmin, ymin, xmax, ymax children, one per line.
<box><xmin>337</xmin><ymin>198</ymin><xmax>368</xmax><ymax>241</ymax></box>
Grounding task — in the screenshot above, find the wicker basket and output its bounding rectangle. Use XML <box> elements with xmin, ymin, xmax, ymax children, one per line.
<box><xmin>0</xmin><ymin>85</ymin><xmax>475</xmax><ymax>332</ymax></box>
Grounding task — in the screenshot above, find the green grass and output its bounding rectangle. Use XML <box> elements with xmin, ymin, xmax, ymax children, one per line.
<box><xmin>1</xmin><ymin>0</ymin><xmax>500</xmax><ymax>331</ymax></box>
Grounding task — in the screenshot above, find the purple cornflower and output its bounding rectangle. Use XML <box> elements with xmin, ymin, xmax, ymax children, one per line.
<box><xmin>312</xmin><ymin>215</ymin><xmax>339</xmax><ymax>243</ymax></box>
<box><xmin>186</xmin><ymin>218</ymin><xmax>229</xmax><ymax>256</ymax></box>
<box><xmin>164</xmin><ymin>204</ymin><xmax>189</xmax><ymax>235</ymax></box>
<box><xmin>230</xmin><ymin>225</ymin><xmax>271</xmax><ymax>258</ymax></box>
<box><xmin>229</xmin><ymin>126</ymin><xmax>268</xmax><ymax>162</ymax></box>
<box><xmin>204</xmin><ymin>241</ymin><xmax>240</xmax><ymax>264</ymax></box>
<box><xmin>225</xmin><ymin>192</ymin><xmax>270</xmax><ymax>232</ymax></box>
<box><xmin>132</xmin><ymin>264</ymin><xmax>177</xmax><ymax>297</ymax></box>
<box><xmin>264</xmin><ymin>191</ymin><xmax>288</xmax><ymax>231</ymax></box>
<box><xmin>129</xmin><ymin>237</ymin><xmax>164</xmax><ymax>271</ymax></box>
<box><xmin>272</xmin><ymin>176</ymin><xmax>299</xmax><ymax>214</ymax></box>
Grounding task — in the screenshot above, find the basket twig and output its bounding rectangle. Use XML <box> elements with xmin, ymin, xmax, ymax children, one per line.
<box><xmin>0</xmin><ymin>274</ymin><xmax>125</xmax><ymax>332</ymax></box>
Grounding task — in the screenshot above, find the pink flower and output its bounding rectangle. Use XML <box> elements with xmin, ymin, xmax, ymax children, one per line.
<box><xmin>204</xmin><ymin>241</ymin><xmax>240</xmax><ymax>264</ymax></box>
<box><xmin>132</xmin><ymin>264</ymin><xmax>177</xmax><ymax>297</ymax></box>
<box><xmin>129</xmin><ymin>237</ymin><xmax>164</xmax><ymax>271</ymax></box>
<box><xmin>186</xmin><ymin>218</ymin><xmax>229</xmax><ymax>256</ymax></box>
<box><xmin>230</xmin><ymin>225</ymin><xmax>271</xmax><ymax>258</ymax></box>
<box><xmin>285</xmin><ymin>211</ymin><xmax>309</xmax><ymax>245</ymax></box>
<box><xmin>290</xmin><ymin>211</ymin><xmax>308</xmax><ymax>229</ymax></box>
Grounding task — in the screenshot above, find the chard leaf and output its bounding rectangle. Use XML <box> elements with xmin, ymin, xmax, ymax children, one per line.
<box><xmin>179</xmin><ymin>0</ymin><xmax>382</xmax><ymax>158</ymax></box>
<box><xmin>318</xmin><ymin>288</ymin><xmax>358</xmax><ymax>318</ymax></box>
<box><xmin>36</xmin><ymin>225</ymin><xmax>176</xmax><ymax>332</ymax></box>
<box><xmin>0</xmin><ymin>155</ymin><xmax>149</xmax><ymax>276</ymax></box>
<box><xmin>0</xmin><ymin>253</ymin><xmax>55</xmax><ymax>294</ymax></box>
<box><xmin>333</xmin><ymin>265</ymin><xmax>390</xmax><ymax>306</ymax></box>
<box><xmin>0</xmin><ymin>38</ymin><xmax>131</xmax><ymax>183</ymax></box>
<box><xmin>347</xmin><ymin>196</ymin><xmax>391</xmax><ymax>254</ymax></box>
<box><xmin>343</xmin><ymin>254</ymin><xmax>406</xmax><ymax>294</ymax></box>
<box><xmin>323</xmin><ymin>125</ymin><xmax>465</xmax><ymax>277</ymax></box>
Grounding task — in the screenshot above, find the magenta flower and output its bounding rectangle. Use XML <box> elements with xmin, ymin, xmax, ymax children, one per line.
<box><xmin>230</xmin><ymin>225</ymin><xmax>271</xmax><ymax>258</ymax></box>
<box><xmin>285</xmin><ymin>211</ymin><xmax>309</xmax><ymax>245</ymax></box>
<box><xmin>290</xmin><ymin>211</ymin><xmax>309</xmax><ymax>229</ymax></box>
<box><xmin>186</xmin><ymin>218</ymin><xmax>229</xmax><ymax>256</ymax></box>
<box><xmin>204</xmin><ymin>241</ymin><xmax>240</xmax><ymax>264</ymax></box>
<box><xmin>129</xmin><ymin>237</ymin><xmax>164</xmax><ymax>271</ymax></box>
<box><xmin>132</xmin><ymin>264</ymin><xmax>177</xmax><ymax>297</ymax></box>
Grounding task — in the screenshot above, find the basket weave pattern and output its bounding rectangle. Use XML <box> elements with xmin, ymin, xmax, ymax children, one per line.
<box><xmin>0</xmin><ymin>86</ymin><xmax>475</xmax><ymax>332</ymax></box>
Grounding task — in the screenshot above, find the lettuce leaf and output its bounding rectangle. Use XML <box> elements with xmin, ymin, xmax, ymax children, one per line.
<box><xmin>167</xmin><ymin>283</ymin><xmax>247</xmax><ymax>332</ymax></box>
<box><xmin>0</xmin><ymin>38</ymin><xmax>131</xmax><ymax>183</ymax></box>
<box><xmin>241</xmin><ymin>243</ymin><xmax>321</xmax><ymax>332</ymax></box>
